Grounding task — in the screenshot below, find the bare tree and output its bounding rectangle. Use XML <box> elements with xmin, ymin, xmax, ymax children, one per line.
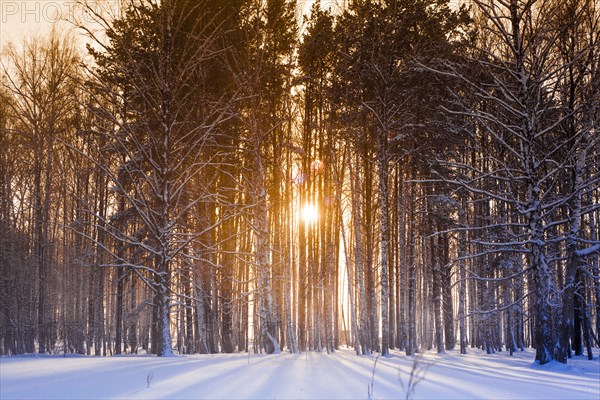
<box><xmin>78</xmin><ymin>0</ymin><xmax>234</xmax><ymax>356</ymax></box>
<box><xmin>430</xmin><ymin>0</ymin><xmax>599</xmax><ymax>363</ymax></box>
<box><xmin>2</xmin><ymin>30</ymin><xmax>80</xmax><ymax>354</ymax></box>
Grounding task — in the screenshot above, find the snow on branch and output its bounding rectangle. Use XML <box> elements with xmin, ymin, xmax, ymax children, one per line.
<box><xmin>576</xmin><ymin>244</ymin><xmax>600</xmax><ymax>257</ymax></box>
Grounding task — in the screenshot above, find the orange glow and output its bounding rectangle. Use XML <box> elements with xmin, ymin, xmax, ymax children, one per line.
<box><xmin>301</xmin><ymin>203</ymin><xmax>319</xmax><ymax>224</ymax></box>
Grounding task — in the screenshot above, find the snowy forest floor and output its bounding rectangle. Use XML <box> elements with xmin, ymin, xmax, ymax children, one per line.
<box><xmin>1</xmin><ymin>347</ymin><xmax>598</xmax><ymax>399</ymax></box>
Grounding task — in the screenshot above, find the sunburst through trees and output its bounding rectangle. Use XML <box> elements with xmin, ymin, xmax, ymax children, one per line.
<box><xmin>0</xmin><ymin>0</ymin><xmax>598</xmax><ymax>366</ymax></box>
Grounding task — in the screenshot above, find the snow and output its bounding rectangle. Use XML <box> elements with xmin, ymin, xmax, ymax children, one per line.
<box><xmin>1</xmin><ymin>348</ymin><xmax>598</xmax><ymax>399</ymax></box>
<box><xmin>576</xmin><ymin>243</ymin><xmax>600</xmax><ymax>257</ymax></box>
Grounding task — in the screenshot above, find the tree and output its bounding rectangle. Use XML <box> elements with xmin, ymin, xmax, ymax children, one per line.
<box><xmin>431</xmin><ymin>0</ymin><xmax>600</xmax><ymax>364</ymax></box>
<box><xmin>80</xmin><ymin>0</ymin><xmax>234</xmax><ymax>356</ymax></box>
<box><xmin>324</xmin><ymin>0</ymin><xmax>469</xmax><ymax>356</ymax></box>
<box><xmin>2</xmin><ymin>30</ymin><xmax>80</xmax><ymax>354</ymax></box>
<box><xmin>552</xmin><ymin>0</ymin><xmax>600</xmax><ymax>362</ymax></box>
<box><xmin>231</xmin><ymin>0</ymin><xmax>297</xmax><ymax>354</ymax></box>
<box><xmin>0</xmin><ymin>0</ymin><xmax>597</xmax><ymax>361</ymax></box>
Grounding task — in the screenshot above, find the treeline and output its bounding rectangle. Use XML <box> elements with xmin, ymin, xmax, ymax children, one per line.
<box><xmin>0</xmin><ymin>0</ymin><xmax>598</xmax><ymax>365</ymax></box>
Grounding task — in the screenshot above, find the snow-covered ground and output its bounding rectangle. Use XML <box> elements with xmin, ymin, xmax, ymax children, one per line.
<box><xmin>1</xmin><ymin>348</ymin><xmax>598</xmax><ymax>399</ymax></box>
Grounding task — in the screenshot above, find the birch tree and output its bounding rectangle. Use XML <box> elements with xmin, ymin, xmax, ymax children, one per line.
<box><xmin>2</xmin><ymin>31</ymin><xmax>80</xmax><ymax>354</ymax></box>
<box><xmin>552</xmin><ymin>0</ymin><xmax>600</xmax><ymax>362</ymax></box>
<box><xmin>231</xmin><ymin>0</ymin><xmax>296</xmax><ymax>354</ymax></box>
<box><xmin>81</xmin><ymin>0</ymin><xmax>233</xmax><ymax>356</ymax></box>
<box><xmin>431</xmin><ymin>0</ymin><xmax>599</xmax><ymax>364</ymax></box>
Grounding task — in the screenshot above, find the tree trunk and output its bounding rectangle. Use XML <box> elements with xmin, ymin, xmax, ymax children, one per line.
<box><xmin>377</xmin><ymin>128</ymin><xmax>390</xmax><ymax>356</ymax></box>
<box><xmin>459</xmin><ymin>230</ymin><xmax>467</xmax><ymax>354</ymax></box>
<box><xmin>441</xmin><ymin>234</ymin><xmax>455</xmax><ymax>351</ymax></box>
<box><xmin>406</xmin><ymin>165</ymin><xmax>417</xmax><ymax>356</ymax></box>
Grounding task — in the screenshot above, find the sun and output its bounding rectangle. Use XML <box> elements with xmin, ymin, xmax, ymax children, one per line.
<box><xmin>301</xmin><ymin>203</ymin><xmax>319</xmax><ymax>224</ymax></box>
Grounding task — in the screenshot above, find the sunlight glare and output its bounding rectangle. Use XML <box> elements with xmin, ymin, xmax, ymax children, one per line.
<box><xmin>301</xmin><ymin>203</ymin><xmax>319</xmax><ymax>224</ymax></box>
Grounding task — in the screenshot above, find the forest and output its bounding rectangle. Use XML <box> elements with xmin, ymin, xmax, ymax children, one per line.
<box><xmin>0</xmin><ymin>0</ymin><xmax>598</xmax><ymax>367</ymax></box>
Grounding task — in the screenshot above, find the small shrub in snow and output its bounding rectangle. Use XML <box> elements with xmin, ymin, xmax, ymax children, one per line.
<box><xmin>399</xmin><ymin>353</ymin><xmax>431</xmax><ymax>400</ymax></box>
<box><xmin>147</xmin><ymin>370</ymin><xmax>154</xmax><ymax>389</ymax></box>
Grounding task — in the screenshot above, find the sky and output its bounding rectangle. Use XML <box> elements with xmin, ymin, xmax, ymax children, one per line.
<box><xmin>0</xmin><ymin>0</ymin><xmax>463</xmax><ymax>53</ymax></box>
<box><xmin>0</xmin><ymin>0</ymin><xmax>127</xmax><ymax>56</ymax></box>
<box><xmin>0</xmin><ymin>0</ymin><xmax>351</xmax><ymax>54</ymax></box>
